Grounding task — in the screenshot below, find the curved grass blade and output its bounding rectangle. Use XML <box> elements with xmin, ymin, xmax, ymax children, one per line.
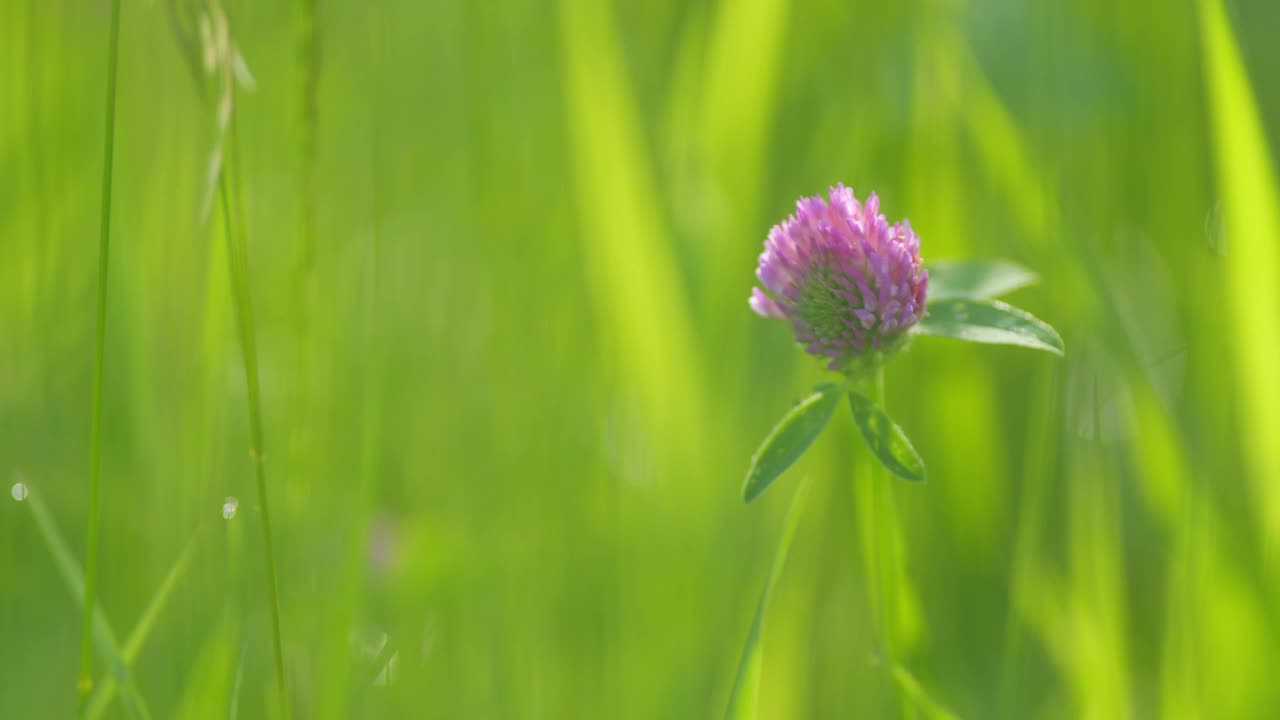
<box><xmin>743</xmin><ymin>383</ymin><xmax>842</xmax><ymax>503</ymax></box>
<box><xmin>24</xmin><ymin>490</ymin><xmax>152</xmax><ymax>720</ymax></box>
<box><xmin>925</xmin><ymin>258</ymin><xmax>1038</xmax><ymax>301</ymax></box>
<box><xmin>848</xmin><ymin>390</ymin><xmax>926</xmax><ymax>483</ymax></box>
<box><xmin>725</xmin><ymin>479</ymin><xmax>810</xmax><ymax>720</ymax></box>
<box><xmin>81</xmin><ymin>0</ymin><xmax>124</xmax><ymax>707</ymax></box>
<box><xmin>917</xmin><ymin>299</ymin><xmax>1064</xmax><ymax>356</ymax></box>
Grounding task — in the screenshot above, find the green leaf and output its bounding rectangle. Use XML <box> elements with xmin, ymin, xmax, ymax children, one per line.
<box><xmin>743</xmin><ymin>383</ymin><xmax>842</xmax><ymax>503</ymax></box>
<box><xmin>847</xmin><ymin>390</ymin><xmax>926</xmax><ymax>482</ymax></box>
<box><xmin>925</xmin><ymin>258</ymin><xmax>1039</xmax><ymax>300</ymax></box>
<box><xmin>725</xmin><ymin>479</ymin><xmax>810</xmax><ymax>720</ymax></box>
<box><xmin>916</xmin><ymin>299</ymin><xmax>1064</xmax><ymax>356</ymax></box>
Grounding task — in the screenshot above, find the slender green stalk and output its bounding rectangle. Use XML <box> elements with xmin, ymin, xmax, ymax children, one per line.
<box><xmin>295</xmin><ymin>0</ymin><xmax>319</xmax><ymax>276</ymax></box>
<box><xmin>218</xmin><ymin>118</ymin><xmax>288</xmax><ymax>718</ymax></box>
<box><xmin>80</xmin><ymin>0</ymin><xmax>123</xmax><ymax>709</ymax></box>
<box><xmin>858</xmin><ymin>363</ymin><xmax>905</xmax><ymax>715</ymax></box>
<box><xmin>226</xmin><ymin>495</ymin><xmax>247</xmax><ymax>720</ymax></box>
<box><xmin>871</xmin><ymin>367</ymin><xmax>894</xmax><ymax>661</ymax></box>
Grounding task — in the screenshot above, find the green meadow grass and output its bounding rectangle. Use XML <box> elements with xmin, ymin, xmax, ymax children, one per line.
<box><xmin>3</xmin><ymin>0</ymin><xmax>1280</xmax><ymax>717</ymax></box>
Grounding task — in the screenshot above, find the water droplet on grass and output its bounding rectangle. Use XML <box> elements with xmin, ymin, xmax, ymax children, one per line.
<box><xmin>11</xmin><ymin>483</ymin><xmax>28</xmax><ymax>502</ymax></box>
<box><xmin>222</xmin><ymin>496</ymin><xmax>239</xmax><ymax>519</ymax></box>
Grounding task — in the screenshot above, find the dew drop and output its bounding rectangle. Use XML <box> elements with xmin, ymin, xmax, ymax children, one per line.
<box><xmin>222</xmin><ymin>496</ymin><xmax>239</xmax><ymax>519</ymax></box>
<box><xmin>11</xmin><ymin>483</ymin><xmax>28</xmax><ymax>502</ymax></box>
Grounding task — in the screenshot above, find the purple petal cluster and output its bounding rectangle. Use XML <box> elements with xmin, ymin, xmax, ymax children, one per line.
<box><xmin>750</xmin><ymin>184</ymin><xmax>928</xmax><ymax>372</ymax></box>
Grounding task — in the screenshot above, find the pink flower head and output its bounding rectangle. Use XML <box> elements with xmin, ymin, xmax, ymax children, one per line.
<box><xmin>750</xmin><ymin>184</ymin><xmax>928</xmax><ymax>372</ymax></box>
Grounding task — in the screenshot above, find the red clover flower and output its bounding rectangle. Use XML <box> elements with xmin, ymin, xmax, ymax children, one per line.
<box><xmin>750</xmin><ymin>184</ymin><xmax>928</xmax><ymax>374</ymax></box>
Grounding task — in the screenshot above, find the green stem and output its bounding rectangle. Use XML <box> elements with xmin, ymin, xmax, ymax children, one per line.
<box><xmin>295</xmin><ymin>0</ymin><xmax>319</xmax><ymax>277</ymax></box>
<box><xmin>218</xmin><ymin>121</ymin><xmax>288</xmax><ymax>718</ymax></box>
<box><xmin>80</xmin><ymin>0</ymin><xmax>123</xmax><ymax>709</ymax></box>
<box><xmin>869</xmin><ymin>366</ymin><xmax>893</xmax><ymax>663</ymax></box>
<box><xmin>858</xmin><ymin>363</ymin><xmax>905</xmax><ymax>714</ymax></box>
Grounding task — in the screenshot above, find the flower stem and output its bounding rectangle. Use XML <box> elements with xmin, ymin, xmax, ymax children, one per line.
<box><xmin>218</xmin><ymin>120</ymin><xmax>289</xmax><ymax>718</ymax></box>
<box><xmin>79</xmin><ymin>0</ymin><xmax>123</xmax><ymax>709</ymax></box>
<box><xmin>871</xmin><ymin>366</ymin><xmax>894</xmax><ymax>656</ymax></box>
<box><xmin>858</xmin><ymin>363</ymin><xmax>904</xmax><ymax>713</ymax></box>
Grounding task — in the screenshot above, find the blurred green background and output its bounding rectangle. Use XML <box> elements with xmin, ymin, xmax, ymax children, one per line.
<box><xmin>4</xmin><ymin>0</ymin><xmax>1280</xmax><ymax>717</ymax></box>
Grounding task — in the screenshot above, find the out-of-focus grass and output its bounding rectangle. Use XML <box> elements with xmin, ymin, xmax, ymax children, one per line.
<box><xmin>725</xmin><ymin>478</ymin><xmax>808</xmax><ymax>720</ymax></box>
<box><xmin>1198</xmin><ymin>0</ymin><xmax>1280</xmax><ymax>555</ymax></box>
<box><xmin>3</xmin><ymin>0</ymin><xmax>1280</xmax><ymax>717</ymax></box>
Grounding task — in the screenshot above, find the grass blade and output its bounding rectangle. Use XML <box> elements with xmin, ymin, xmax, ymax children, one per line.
<box><xmin>80</xmin><ymin>0</ymin><xmax>124</xmax><ymax>707</ymax></box>
<box><xmin>700</xmin><ymin>0</ymin><xmax>791</xmax><ymax>285</ymax></box>
<box><xmin>1197</xmin><ymin>0</ymin><xmax>1280</xmax><ymax>552</ymax></box>
<box><xmin>556</xmin><ymin>0</ymin><xmax>705</xmax><ymax>465</ymax></box>
<box><xmin>218</xmin><ymin>126</ymin><xmax>289</xmax><ymax>716</ymax></box>
<box><xmin>917</xmin><ymin>299</ymin><xmax>1064</xmax><ymax>355</ymax></box>
<box><xmin>123</xmin><ymin>540</ymin><xmax>196</xmax><ymax>661</ymax></box>
<box><xmin>743</xmin><ymin>383</ymin><xmax>842</xmax><ymax>502</ymax></box>
<box><xmin>725</xmin><ymin>478</ymin><xmax>810</xmax><ymax>719</ymax></box>
<box><xmin>294</xmin><ymin>0</ymin><xmax>319</xmax><ymax>282</ymax></box>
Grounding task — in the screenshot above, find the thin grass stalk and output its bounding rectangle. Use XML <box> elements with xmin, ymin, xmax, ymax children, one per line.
<box><xmin>217</xmin><ymin>116</ymin><xmax>288</xmax><ymax>718</ymax></box>
<box><xmin>291</xmin><ymin>0</ymin><xmax>320</xmax><ymax>512</ymax></box>
<box><xmin>227</xmin><ymin>512</ymin><xmax>246</xmax><ymax>720</ymax></box>
<box><xmin>871</xmin><ymin>368</ymin><xmax>896</xmax><ymax>705</ymax></box>
<box><xmin>295</xmin><ymin>0</ymin><xmax>319</xmax><ymax>276</ymax></box>
<box><xmin>291</xmin><ymin>0</ymin><xmax>319</xmax><ymax>437</ymax></box>
<box><xmin>79</xmin><ymin>0</ymin><xmax>124</xmax><ymax>709</ymax></box>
